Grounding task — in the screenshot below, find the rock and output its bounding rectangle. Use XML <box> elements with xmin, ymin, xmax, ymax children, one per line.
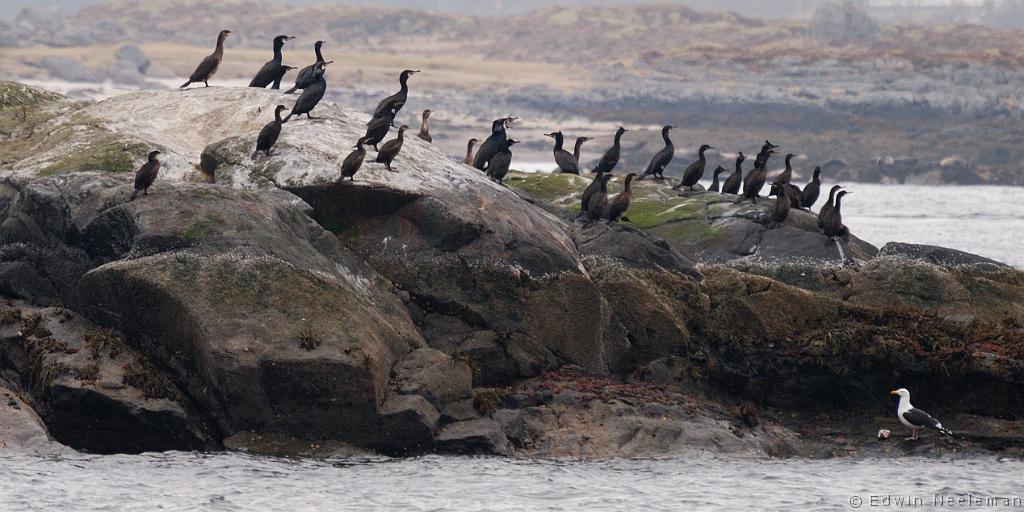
<box><xmin>392</xmin><ymin>348</ymin><xmax>472</xmax><ymax>408</ymax></box>
<box><xmin>37</xmin><ymin>56</ymin><xmax>102</xmax><ymax>83</ymax></box>
<box><xmin>441</xmin><ymin>398</ymin><xmax>481</xmax><ymax>422</ymax></box>
<box><xmin>376</xmin><ymin>394</ymin><xmax>441</xmax><ymax>454</ymax></box>
<box><xmin>434</xmin><ymin>418</ymin><xmax>512</xmax><ymax>456</ymax></box>
<box><xmin>0</xmin><ymin>381</ymin><xmax>68</xmax><ymax>455</ymax></box>
<box><xmin>223</xmin><ymin>432</ymin><xmax>373</xmax><ymax>459</ymax></box>
<box><xmin>880</xmin><ymin>242</ymin><xmax>1010</xmax><ymax>270</ymax></box>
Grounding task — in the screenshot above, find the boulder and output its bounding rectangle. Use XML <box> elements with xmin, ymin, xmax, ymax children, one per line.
<box><xmin>880</xmin><ymin>242</ymin><xmax>1010</xmax><ymax>270</ymax></box>
<box><xmin>0</xmin><ymin>381</ymin><xmax>68</xmax><ymax>456</ymax></box>
<box><xmin>434</xmin><ymin>418</ymin><xmax>512</xmax><ymax>456</ymax></box>
<box><xmin>392</xmin><ymin>348</ymin><xmax>472</xmax><ymax>409</ymax></box>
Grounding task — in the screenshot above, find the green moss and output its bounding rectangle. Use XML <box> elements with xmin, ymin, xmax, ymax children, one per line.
<box><xmin>38</xmin><ymin>138</ymin><xmax>151</xmax><ymax>176</ymax></box>
<box><xmin>504</xmin><ymin>172</ymin><xmax>586</xmax><ymax>207</ymax></box>
<box><xmin>183</xmin><ymin>214</ymin><xmax>221</xmax><ymax>242</ymax></box>
<box><xmin>624</xmin><ymin>198</ymin><xmax>705</xmax><ymax>229</ymax></box>
<box><xmin>0</xmin><ymin>82</ymin><xmax>63</xmax><ymax>109</ymax></box>
<box><xmin>192</xmin><ymin>188</ymin><xmax>233</xmax><ymax>201</ymax></box>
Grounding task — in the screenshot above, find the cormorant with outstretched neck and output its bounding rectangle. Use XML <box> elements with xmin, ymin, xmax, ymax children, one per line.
<box><xmin>340</xmin><ymin>136</ymin><xmax>371</xmax><ymax>182</ymax></box>
<box><xmin>573</xmin><ymin>136</ymin><xmax>591</xmax><ymax>169</ymax></box>
<box><xmin>801</xmin><ymin>167</ymin><xmax>822</xmax><ymax>209</ymax></box>
<box><xmin>364</xmin><ymin>107</ymin><xmax>396</xmax><ymax>152</ymax></box>
<box><xmin>587</xmin><ymin>173</ymin><xmax>614</xmax><ymax>220</ymax></box>
<box><xmin>739</xmin><ymin>149</ymin><xmax>773</xmax><ymax>203</ymax></box>
<box><xmin>375</xmin><ymin>125</ymin><xmax>408</xmax><ymax>172</ymax></box>
<box><xmin>604</xmin><ymin>173</ymin><xmax>638</xmax><ymax>223</ymax></box>
<box><xmin>474</xmin><ymin>117</ymin><xmax>516</xmax><ymax>172</ymax></box>
<box><xmin>249</xmin><ymin>35</ymin><xmax>294</xmax><ymax>89</ymax></box>
<box><xmin>546</xmin><ymin>131</ymin><xmax>579</xmax><ymax>174</ymax></box>
<box><xmin>638</xmin><ymin>125</ymin><xmax>674</xmax><ymax>180</ymax></box>
<box><xmin>487</xmin><ymin>139</ymin><xmax>518</xmax><ymax>184</ymax></box>
<box><xmin>180</xmin><ymin>30</ymin><xmax>231</xmax><ymax>88</ymax></box>
<box><xmin>822</xmin><ymin>190</ymin><xmax>851</xmax><ymax>240</ymax></box>
<box><xmin>285</xmin><ymin>40</ymin><xmax>326</xmax><ymax>94</ymax></box>
<box><xmin>770</xmin><ymin>184</ymin><xmax>792</xmax><ymax>225</ymax></box>
<box><xmin>373</xmin><ymin>70</ymin><xmax>420</xmax><ymax>127</ymax></box>
<box><xmin>417</xmin><ymin>110</ymin><xmax>432</xmax><ymax>143</ymax></box>
<box><xmin>593</xmin><ymin>127</ymin><xmax>627</xmax><ymax>174</ymax></box>
<box><xmin>284</xmin><ymin>61</ymin><xmax>330</xmax><ymax>121</ymax></box>
<box><xmin>818</xmin><ymin>185</ymin><xmax>844</xmax><ymax>230</ymax></box>
<box><xmin>721</xmin><ymin>152</ymin><xmax>745</xmax><ymax>195</ymax></box>
<box><xmin>130</xmin><ymin>150</ymin><xmax>161</xmax><ymax>200</ymax></box>
<box><xmin>708</xmin><ymin>166</ymin><xmax>727</xmax><ymax>192</ymax></box>
<box><xmin>772</xmin><ymin>153</ymin><xmax>796</xmax><ymax>188</ymax></box>
<box><xmin>463</xmin><ymin>138</ymin><xmax>479</xmax><ymax>166</ymax></box>
<box><xmin>753</xmin><ymin>140</ymin><xmax>780</xmax><ymax>170</ymax></box>
<box><xmin>673</xmin><ymin>144</ymin><xmax>714</xmax><ymax>190</ymax></box>
<box><xmin>252</xmin><ymin>105</ymin><xmax>288</xmax><ymax>160</ymax></box>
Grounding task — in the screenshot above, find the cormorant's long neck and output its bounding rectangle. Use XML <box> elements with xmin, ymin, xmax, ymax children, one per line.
<box><xmin>419</xmin><ymin>115</ymin><xmax>429</xmax><ymax>137</ymax></box>
<box><xmin>624</xmin><ymin>175</ymin><xmax>634</xmax><ymax>192</ymax></box>
<box><xmin>827</xmin><ymin>188</ymin><xmax>838</xmax><ymax>206</ymax></box>
<box><xmin>574</xmin><ymin>139</ymin><xmax>585</xmax><ymax>162</ymax></box>
<box><xmin>397</xmin><ymin>128</ymin><xmax>407</xmax><ymax>141</ymax></box>
<box><xmin>813</xmin><ymin>170</ymin><xmax>821</xmax><ymax>183</ymax></box>
<box><xmin>215</xmin><ymin>34</ymin><xmax>227</xmax><ymax>55</ymax></box>
<box><xmin>736</xmin><ymin>159</ymin><xmax>744</xmax><ymax>174</ymax></box>
<box><xmin>662</xmin><ymin>129</ymin><xmax>672</xmax><ymax>145</ymax></box>
<box><xmin>466</xmin><ymin>140</ymin><xmax>476</xmax><ymax>159</ymax></box>
<box><xmin>314</xmin><ymin>43</ymin><xmax>324</xmax><ymax>63</ymax></box>
<box><xmin>274</xmin><ymin>109</ymin><xmax>283</xmax><ymax>123</ymax></box>
<box><xmin>272</xmin><ymin>40</ymin><xmax>284</xmax><ymax>63</ymax></box>
<box><xmin>399</xmin><ymin>74</ymin><xmax>410</xmax><ymax>94</ymax></box>
<box><xmin>553</xmin><ymin>133</ymin><xmax>564</xmax><ymax>152</ymax></box>
<box><xmin>356</xmin><ymin>139</ymin><xmax>365</xmax><ymax>151</ymax></box>
<box><xmin>613</xmin><ymin>130</ymin><xmax>624</xmax><ymax>146</ymax></box>
<box><xmin>698</xmin><ymin>147</ymin><xmax>708</xmax><ymax>160</ymax></box>
<box><xmin>785</xmin><ymin>156</ymin><xmax>793</xmax><ymax>172</ymax></box>
<box><xmin>834</xmin><ymin>194</ymin><xmax>845</xmax><ymax>210</ymax></box>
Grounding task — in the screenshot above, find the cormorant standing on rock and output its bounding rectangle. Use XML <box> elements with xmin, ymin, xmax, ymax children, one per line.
<box><xmin>708</xmin><ymin>166</ymin><xmax>726</xmax><ymax>193</ymax></box>
<box><xmin>785</xmin><ymin>184</ymin><xmax>802</xmax><ymax>208</ymax></box>
<box><xmin>364</xmin><ymin>107</ymin><xmax>397</xmax><ymax>152</ymax></box>
<box><xmin>463</xmin><ymin>138</ymin><xmax>479</xmax><ymax>166</ymax></box>
<box><xmin>739</xmin><ymin>149</ymin><xmax>773</xmax><ymax>203</ymax></box>
<box><xmin>801</xmin><ymin>167</ymin><xmax>822</xmax><ymax>209</ymax></box>
<box><xmin>474</xmin><ymin>117</ymin><xmax>516</xmax><ymax>172</ymax></box>
<box><xmin>546</xmin><ymin>131</ymin><xmax>579</xmax><ymax>174</ymax></box>
<box><xmin>417</xmin><ymin>110</ymin><xmax>432</xmax><ymax>143</ymax></box>
<box><xmin>822</xmin><ymin>190</ymin><xmax>851</xmax><ymax>240</ymax></box>
<box><xmin>180</xmin><ymin>30</ymin><xmax>230</xmax><ymax>88</ymax></box>
<box><xmin>130</xmin><ymin>150</ymin><xmax>161</xmax><ymax>200</ymax></box>
<box><xmin>587</xmin><ymin>173</ymin><xmax>614</xmax><ymax>220</ymax></box>
<box><xmin>285</xmin><ymin>40</ymin><xmax>326</xmax><ymax>94</ymax></box>
<box><xmin>487</xmin><ymin>139</ymin><xmax>518</xmax><ymax>184</ymax></box>
<box><xmin>673</xmin><ymin>144</ymin><xmax>714</xmax><ymax>191</ymax></box>
<box><xmin>373</xmin><ymin>70</ymin><xmax>420</xmax><ymax>127</ymax></box>
<box><xmin>593</xmin><ymin>127</ymin><xmax>627</xmax><ymax>174</ymax></box>
<box><xmin>252</xmin><ymin>105</ymin><xmax>287</xmax><ymax>160</ymax></box>
<box><xmin>375</xmin><ymin>125</ymin><xmax>408</xmax><ymax>172</ymax></box>
<box><xmin>772</xmin><ymin>153</ymin><xmax>796</xmax><ymax>188</ymax></box>
<box><xmin>753</xmin><ymin>140</ymin><xmax>780</xmax><ymax>171</ymax></box>
<box><xmin>340</xmin><ymin>136</ymin><xmax>371</xmax><ymax>182</ymax></box>
<box><xmin>573</xmin><ymin>136</ymin><xmax>591</xmax><ymax>169</ymax></box>
<box><xmin>721</xmin><ymin>152</ymin><xmax>745</xmax><ymax>195</ymax></box>
<box><xmin>770</xmin><ymin>184</ymin><xmax>792</xmax><ymax>225</ymax></box>
<box><xmin>818</xmin><ymin>185</ymin><xmax>844</xmax><ymax>230</ymax></box>
<box><xmin>249</xmin><ymin>35</ymin><xmax>294</xmax><ymax>89</ymax></box>
<box><xmin>638</xmin><ymin>125</ymin><xmax>674</xmax><ymax>180</ymax></box>
<box><xmin>604</xmin><ymin>173</ymin><xmax>638</xmax><ymax>223</ymax></box>
<box><xmin>284</xmin><ymin>61</ymin><xmax>330</xmax><ymax>121</ymax></box>
<box><xmin>581</xmin><ymin>169</ymin><xmax>606</xmax><ymax>214</ymax></box>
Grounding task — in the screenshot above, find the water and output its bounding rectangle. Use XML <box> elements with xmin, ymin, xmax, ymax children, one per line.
<box><xmin>2</xmin><ymin>452</ymin><xmax>1023</xmax><ymax>511</ymax></box>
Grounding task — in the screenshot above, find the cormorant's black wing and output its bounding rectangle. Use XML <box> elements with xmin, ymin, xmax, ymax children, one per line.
<box><xmin>134</xmin><ymin>161</ymin><xmax>159</xmax><ymax>189</ymax></box>
<box><xmin>554</xmin><ymin>149</ymin><xmax>578</xmax><ymax>173</ymax></box>
<box><xmin>249</xmin><ymin>61</ymin><xmax>278</xmax><ymax>88</ymax></box>
<box><xmin>190</xmin><ymin>54</ymin><xmax>220</xmax><ymax>81</ymax></box>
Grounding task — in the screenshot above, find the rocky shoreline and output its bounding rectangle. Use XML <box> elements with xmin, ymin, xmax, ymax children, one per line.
<box><xmin>1</xmin><ymin>83</ymin><xmax>1022</xmax><ymax>459</ymax></box>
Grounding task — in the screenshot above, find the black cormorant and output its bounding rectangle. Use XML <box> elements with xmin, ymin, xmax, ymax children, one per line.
<box><xmin>740</xmin><ymin>149</ymin><xmax>773</xmax><ymax>203</ymax></box>
<box><xmin>417</xmin><ymin>109</ymin><xmax>432</xmax><ymax>143</ymax></box>
<box><xmin>573</xmin><ymin>136</ymin><xmax>591</xmax><ymax>169</ymax></box>
<box><xmin>252</xmin><ymin>105</ymin><xmax>287</xmax><ymax>160</ymax></box>
<box><xmin>364</xmin><ymin>107</ymin><xmax>397</xmax><ymax>152</ymax></box>
<box><xmin>673</xmin><ymin>144</ymin><xmax>714</xmax><ymax>191</ymax></box>
<box><xmin>285</xmin><ymin>40</ymin><xmax>326</xmax><ymax>94</ymax></box>
<box><xmin>546</xmin><ymin>131</ymin><xmax>579</xmax><ymax>174</ymax></box>
<box><xmin>593</xmin><ymin>127</ymin><xmax>626</xmax><ymax>174</ymax></box>
<box><xmin>284</xmin><ymin>61</ymin><xmax>330</xmax><ymax>121</ymax></box>
<box><xmin>721</xmin><ymin>152</ymin><xmax>745</xmax><ymax>195</ymax></box>
<box><xmin>180</xmin><ymin>30</ymin><xmax>231</xmax><ymax>88</ymax></box>
<box><xmin>772</xmin><ymin>153</ymin><xmax>796</xmax><ymax>188</ymax></box>
<box><xmin>753</xmin><ymin>140</ymin><xmax>780</xmax><ymax>170</ymax></box>
<box><xmin>801</xmin><ymin>167</ymin><xmax>822</xmax><ymax>209</ymax></box>
<box><xmin>130</xmin><ymin>150</ymin><xmax>161</xmax><ymax>200</ymax></box>
<box><xmin>587</xmin><ymin>173</ymin><xmax>614</xmax><ymax>220</ymax></box>
<box><xmin>770</xmin><ymin>184</ymin><xmax>792</xmax><ymax>225</ymax></box>
<box><xmin>249</xmin><ymin>35</ymin><xmax>294</xmax><ymax>89</ymax></box>
<box><xmin>638</xmin><ymin>125</ymin><xmax>674</xmax><ymax>180</ymax></box>
<box><xmin>487</xmin><ymin>139</ymin><xmax>518</xmax><ymax>184</ymax></box>
<box><xmin>463</xmin><ymin>138</ymin><xmax>479</xmax><ymax>166</ymax></box>
<box><xmin>818</xmin><ymin>185</ymin><xmax>844</xmax><ymax>230</ymax></box>
<box><xmin>822</xmin><ymin>190</ymin><xmax>851</xmax><ymax>240</ymax></box>
<box><xmin>375</xmin><ymin>125</ymin><xmax>408</xmax><ymax>172</ymax></box>
<box><xmin>604</xmin><ymin>173</ymin><xmax>638</xmax><ymax>223</ymax></box>
<box><xmin>581</xmin><ymin>169</ymin><xmax>606</xmax><ymax>214</ymax></box>
<box><xmin>474</xmin><ymin>117</ymin><xmax>516</xmax><ymax>172</ymax></box>
<box><xmin>373</xmin><ymin>69</ymin><xmax>420</xmax><ymax>127</ymax></box>
<box><xmin>708</xmin><ymin>166</ymin><xmax>727</xmax><ymax>193</ymax></box>
<box><xmin>340</xmin><ymin>136</ymin><xmax>371</xmax><ymax>182</ymax></box>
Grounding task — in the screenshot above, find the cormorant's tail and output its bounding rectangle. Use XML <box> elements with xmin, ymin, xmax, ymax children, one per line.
<box><xmin>129</xmin><ymin>189</ymin><xmax>140</xmax><ymax>201</ymax></box>
<box><xmin>283</xmin><ymin>114</ymin><xmax>293</xmax><ymax>123</ymax></box>
<box><xmin>283</xmin><ymin>86</ymin><xmax>298</xmax><ymax>95</ymax></box>
<box><xmin>179</xmin><ymin>80</ymin><xmax>191</xmax><ymax>89</ymax></box>
<box><xmin>251</xmin><ymin>150</ymin><xmax>260</xmax><ymax>161</ymax></box>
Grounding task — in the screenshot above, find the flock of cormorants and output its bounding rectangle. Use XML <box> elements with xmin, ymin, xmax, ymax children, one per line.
<box><xmin>135</xmin><ymin>30</ymin><xmax>852</xmax><ymax>241</ymax></box>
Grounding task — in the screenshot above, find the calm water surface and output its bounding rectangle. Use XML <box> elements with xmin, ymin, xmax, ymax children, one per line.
<box><xmin>2</xmin><ymin>452</ymin><xmax>1023</xmax><ymax>511</ymax></box>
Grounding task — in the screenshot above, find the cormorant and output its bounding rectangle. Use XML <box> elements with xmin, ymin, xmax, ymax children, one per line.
<box><xmin>785</xmin><ymin>183</ymin><xmax>803</xmax><ymax>209</ymax></box>
<box><xmin>638</xmin><ymin>125</ymin><xmax>674</xmax><ymax>180</ymax></box>
<box><xmin>546</xmin><ymin>131</ymin><xmax>579</xmax><ymax>174</ymax></box>
<box><xmin>249</xmin><ymin>35</ymin><xmax>294</xmax><ymax>89</ymax></box>
<box><xmin>772</xmin><ymin>153</ymin><xmax>796</xmax><ymax>188</ymax></box>
<box><xmin>581</xmin><ymin>169</ymin><xmax>606</xmax><ymax>214</ymax></box>
<box><xmin>340</xmin><ymin>136</ymin><xmax>371</xmax><ymax>182</ymax></box>
<box><xmin>474</xmin><ymin>116</ymin><xmax>516</xmax><ymax>172</ymax></box>
<box><xmin>770</xmin><ymin>184</ymin><xmax>792</xmax><ymax>225</ymax></box>
<box><xmin>375</xmin><ymin>125</ymin><xmax>408</xmax><ymax>172</ymax></box>
<box><xmin>284</xmin><ymin>61</ymin><xmax>330</xmax><ymax>121</ymax></box>
<box><xmin>463</xmin><ymin>138</ymin><xmax>479</xmax><ymax>166</ymax></box>
<box><xmin>673</xmin><ymin>144</ymin><xmax>714</xmax><ymax>191</ymax></box>
<box><xmin>801</xmin><ymin>167</ymin><xmax>822</xmax><ymax>209</ymax></box>
<box><xmin>721</xmin><ymin>152</ymin><xmax>745</xmax><ymax>195</ymax></box>
<box><xmin>364</xmin><ymin>107</ymin><xmax>397</xmax><ymax>152</ymax></box>
<box><xmin>180</xmin><ymin>30</ymin><xmax>231</xmax><ymax>88</ymax></box>
<box><xmin>573</xmin><ymin>136</ymin><xmax>591</xmax><ymax>169</ymax></box>
<box><xmin>822</xmin><ymin>190</ymin><xmax>851</xmax><ymax>240</ymax></box>
<box><xmin>373</xmin><ymin>69</ymin><xmax>420</xmax><ymax>127</ymax></box>
<box><xmin>593</xmin><ymin>127</ymin><xmax>627</xmax><ymax>174</ymax></box>
<box><xmin>130</xmin><ymin>150</ymin><xmax>161</xmax><ymax>200</ymax></box>
<box><xmin>604</xmin><ymin>173</ymin><xmax>638</xmax><ymax>223</ymax></box>
<box><xmin>708</xmin><ymin>166</ymin><xmax>727</xmax><ymax>193</ymax></box>
<box><xmin>753</xmin><ymin>140</ymin><xmax>780</xmax><ymax>170</ymax></box>
<box><xmin>417</xmin><ymin>109</ymin><xmax>432</xmax><ymax>143</ymax></box>
<box><xmin>587</xmin><ymin>173</ymin><xmax>614</xmax><ymax>220</ymax></box>
<box><xmin>252</xmin><ymin>105</ymin><xmax>287</xmax><ymax>160</ymax></box>
<box><xmin>285</xmin><ymin>40</ymin><xmax>326</xmax><ymax>94</ymax></box>
<box><xmin>487</xmin><ymin>139</ymin><xmax>518</xmax><ymax>184</ymax></box>
<box><xmin>891</xmin><ymin>388</ymin><xmax>953</xmax><ymax>441</ymax></box>
<box><xmin>739</xmin><ymin>149</ymin><xmax>773</xmax><ymax>203</ymax></box>
<box><xmin>817</xmin><ymin>185</ymin><xmax>844</xmax><ymax>230</ymax></box>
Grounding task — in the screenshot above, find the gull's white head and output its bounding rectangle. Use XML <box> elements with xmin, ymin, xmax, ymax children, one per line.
<box><xmin>890</xmin><ymin>388</ymin><xmax>910</xmax><ymax>399</ymax></box>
